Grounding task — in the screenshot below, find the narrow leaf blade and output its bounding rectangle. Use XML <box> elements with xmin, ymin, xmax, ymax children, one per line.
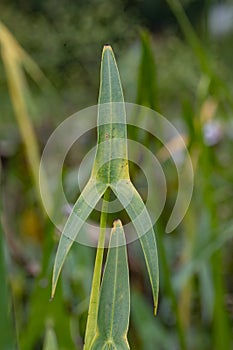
<box><xmin>0</xmin><ymin>221</ymin><xmax>16</xmax><ymax>349</ymax></box>
<box><xmin>52</xmin><ymin>179</ymin><xmax>107</xmax><ymax>297</ymax></box>
<box><xmin>43</xmin><ymin>326</ymin><xmax>58</xmax><ymax>350</ymax></box>
<box><xmin>0</xmin><ymin>162</ymin><xmax>16</xmax><ymax>349</ymax></box>
<box><xmin>136</xmin><ymin>30</ymin><xmax>158</xmax><ymax>110</ymax></box>
<box><xmin>92</xmin><ymin>46</ymin><xmax>130</xmax><ymax>183</ymax></box>
<box><xmin>111</xmin><ymin>181</ymin><xmax>159</xmax><ymax>314</ymax></box>
<box><xmin>91</xmin><ymin>220</ymin><xmax>130</xmax><ymax>349</ymax></box>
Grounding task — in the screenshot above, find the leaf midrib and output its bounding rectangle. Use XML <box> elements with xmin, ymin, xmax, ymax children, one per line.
<box><xmin>108</xmin><ymin>233</ymin><xmax>119</xmax><ymax>340</ymax></box>
<box><xmin>107</xmin><ymin>50</ymin><xmax>113</xmax><ymax>184</ymax></box>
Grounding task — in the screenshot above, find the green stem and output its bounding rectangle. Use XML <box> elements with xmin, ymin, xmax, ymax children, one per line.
<box><xmin>84</xmin><ymin>187</ymin><xmax>110</xmax><ymax>350</ymax></box>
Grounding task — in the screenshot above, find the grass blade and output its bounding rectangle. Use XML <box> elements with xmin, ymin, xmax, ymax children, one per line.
<box><xmin>0</xmin><ymin>230</ymin><xmax>16</xmax><ymax>349</ymax></box>
<box><xmin>0</xmin><ymin>22</ymin><xmax>52</xmax><ymax>213</ymax></box>
<box><xmin>166</xmin><ymin>0</ymin><xmax>233</xmax><ymax>108</ymax></box>
<box><xmin>136</xmin><ymin>30</ymin><xmax>158</xmax><ymax>110</ymax></box>
<box><xmin>0</xmin><ymin>162</ymin><xmax>16</xmax><ymax>349</ymax></box>
<box><xmin>90</xmin><ymin>220</ymin><xmax>130</xmax><ymax>350</ymax></box>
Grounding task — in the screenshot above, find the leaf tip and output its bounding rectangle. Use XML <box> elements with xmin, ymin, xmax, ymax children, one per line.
<box><xmin>113</xmin><ymin>219</ymin><xmax>122</xmax><ymax>230</ymax></box>
<box><xmin>102</xmin><ymin>45</ymin><xmax>114</xmax><ymax>58</ymax></box>
<box><xmin>51</xmin><ymin>271</ymin><xmax>58</xmax><ymax>300</ymax></box>
<box><xmin>153</xmin><ymin>301</ymin><xmax>158</xmax><ymax>316</ymax></box>
<box><xmin>103</xmin><ymin>44</ymin><xmax>112</xmax><ymax>51</ymax></box>
<box><xmin>51</xmin><ymin>287</ymin><xmax>55</xmax><ymax>300</ymax></box>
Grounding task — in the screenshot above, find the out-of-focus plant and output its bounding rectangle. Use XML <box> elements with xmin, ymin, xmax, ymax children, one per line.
<box><xmin>0</xmin><ymin>160</ymin><xmax>16</xmax><ymax>349</ymax></box>
<box><xmin>165</xmin><ymin>2</ymin><xmax>232</xmax><ymax>350</ymax></box>
<box><xmin>129</xmin><ymin>25</ymin><xmax>233</xmax><ymax>350</ymax></box>
<box><xmin>0</xmin><ymin>21</ymin><xmax>52</xmax><ymax>212</ymax></box>
<box><xmin>0</xmin><ymin>22</ymin><xmax>75</xmax><ymax>350</ymax></box>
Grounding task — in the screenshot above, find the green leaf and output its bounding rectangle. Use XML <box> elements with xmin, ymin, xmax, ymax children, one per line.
<box><xmin>93</xmin><ymin>46</ymin><xmax>159</xmax><ymax>313</ymax></box>
<box><xmin>0</xmin><ymin>21</ymin><xmax>52</xmax><ymax>214</ymax></box>
<box><xmin>111</xmin><ymin>180</ymin><xmax>159</xmax><ymax>314</ymax></box>
<box><xmin>131</xmin><ymin>290</ymin><xmax>172</xmax><ymax>350</ymax></box>
<box><xmin>0</xmin><ymin>162</ymin><xmax>16</xmax><ymax>350</ymax></box>
<box><xmin>52</xmin><ymin>46</ymin><xmax>130</xmax><ymax>298</ymax></box>
<box><xmin>136</xmin><ymin>30</ymin><xmax>158</xmax><ymax>110</ymax></box>
<box><xmin>84</xmin><ymin>46</ymin><xmax>131</xmax><ymax>350</ymax></box>
<box><xmin>166</xmin><ymin>0</ymin><xmax>233</xmax><ymax>108</ymax></box>
<box><xmin>52</xmin><ymin>45</ymin><xmax>159</xmax><ymax>320</ymax></box>
<box><xmin>90</xmin><ymin>220</ymin><xmax>130</xmax><ymax>350</ymax></box>
<box><xmin>43</xmin><ymin>325</ymin><xmax>58</xmax><ymax>350</ymax></box>
<box><xmin>92</xmin><ymin>46</ymin><xmax>130</xmax><ymax>183</ymax></box>
<box><xmin>0</xmin><ymin>226</ymin><xmax>15</xmax><ymax>350</ymax></box>
<box><xmin>174</xmin><ymin>221</ymin><xmax>233</xmax><ymax>290</ymax></box>
<box><xmin>52</xmin><ymin>179</ymin><xmax>107</xmax><ymax>297</ymax></box>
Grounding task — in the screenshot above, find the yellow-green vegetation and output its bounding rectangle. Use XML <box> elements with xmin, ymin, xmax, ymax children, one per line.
<box><xmin>1</xmin><ymin>1</ymin><xmax>233</xmax><ymax>349</ymax></box>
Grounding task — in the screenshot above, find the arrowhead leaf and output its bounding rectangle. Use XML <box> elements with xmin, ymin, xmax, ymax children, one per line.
<box><xmin>52</xmin><ymin>45</ymin><xmax>159</xmax><ymax>323</ymax></box>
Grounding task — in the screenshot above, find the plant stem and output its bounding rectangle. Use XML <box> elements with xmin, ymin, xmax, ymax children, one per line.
<box><xmin>84</xmin><ymin>187</ymin><xmax>110</xmax><ymax>350</ymax></box>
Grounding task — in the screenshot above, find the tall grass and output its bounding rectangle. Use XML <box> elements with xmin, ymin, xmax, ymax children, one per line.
<box><xmin>0</xmin><ymin>21</ymin><xmax>52</xmax><ymax>213</ymax></box>
<box><xmin>0</xmin><ymin>161</ymin><xmax>16</xmax><ymax>349</ymax></box>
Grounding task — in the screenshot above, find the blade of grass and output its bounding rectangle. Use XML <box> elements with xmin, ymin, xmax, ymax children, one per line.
<box><xmin>20</xmin><ymin>271</ymin><xmax>75</xmax><ymax>350</ymax></box>
<box><xmin>0</xmin><ymin>233</ymin><xmax>16</xmax><ymax>350</ymax></box>
<box><xmin>131</xmin><ymin>290</ymin><xmax>174</xmax><ymax>350</ymax></box>
<box><xmin>0</xmin><ymin>21</ymin><xmax>53</xmax><ymax>89</ymax></box>
<box><xmin>156</xmin><ymin>221</ymin><xmax>187</xmax><ymax>350</ymax></box>
<box><xmin>199</xmin><ymin>138</ymin><xmax>231</xmax><ymax>350</ymax></box>
<box><xmin>166</xmin><ymin>0</ymin><xmax>233</xmax><ymax>109</ymax></box>
<box><xmin>0</xmin><ymin>21</ymin><xmax>52</xmax><ymax>214</ymax></box>
<box><xmin>174</xmin><ymin>220</ymin><xmax>233</xmax><ymax>289</ymax></box>
<box><xmin>90</xmin><ymin>220</ymin><xmax>130</xmax><ymax>350</ymax></box>
<box><xmin>136</xmin><ymin>30</ymin><xmax>158</xmax><ymax>111</ymax></box>
<box><xmin>0</xmin><ymin>162</ymin><xmax>17</xmax><ymax>350</ymax></box>
<box><xmin>0</xmin><ymin>247</ymin><xmax>16</xmax><ymax>349</ymax></box>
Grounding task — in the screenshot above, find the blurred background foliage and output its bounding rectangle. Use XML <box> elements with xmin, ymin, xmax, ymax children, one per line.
<box><xmin>0</xmin><ymin>0</ymin><xmax>233</xmax><ymax>349</ymax></box>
